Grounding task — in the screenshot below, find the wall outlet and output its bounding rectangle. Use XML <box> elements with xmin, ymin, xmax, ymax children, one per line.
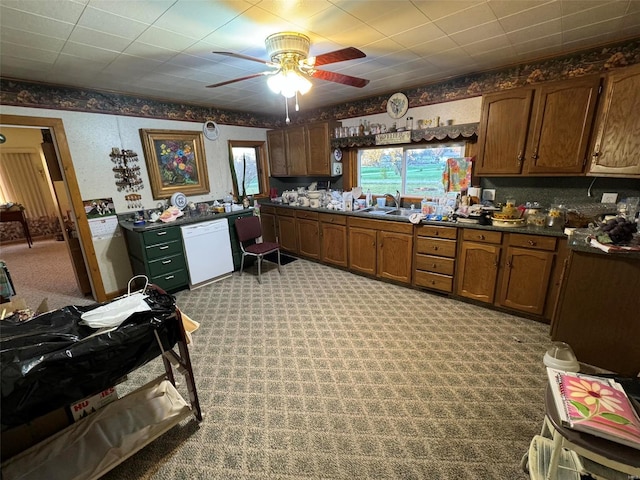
<box><xmin>601</xmin><ymin>193</ymin><xmax>618</xmax><ymax>204</ymax></box>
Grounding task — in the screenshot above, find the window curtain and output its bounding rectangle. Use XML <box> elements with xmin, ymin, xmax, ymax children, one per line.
<box><xmin>0</xmin><ymin>151</ymin><xmax>57</xmax><ymax>219</ymax></box>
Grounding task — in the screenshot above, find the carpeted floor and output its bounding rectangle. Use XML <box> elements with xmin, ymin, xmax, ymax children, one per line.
<box><xmin>93</xmin><ymin>258</ymin><xmax>551</xmax><ymax>480</ymax></box>
<box><xmin>0</xmin><ymin>238</ymin><xmax>94</xmax><ymax>311</ymax></box>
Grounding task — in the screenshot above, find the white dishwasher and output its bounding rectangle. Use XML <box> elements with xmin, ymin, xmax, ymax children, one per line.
<box><xmin>180</xmin><ymin>219</ymin><xmax>234</xmax><ymax>289</ymax></box>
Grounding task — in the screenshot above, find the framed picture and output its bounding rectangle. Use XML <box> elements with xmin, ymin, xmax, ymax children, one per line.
<box><xmin>139</xmin><ymin>129</ymin><xmax>210</xmax><ymax>199</ymax></box>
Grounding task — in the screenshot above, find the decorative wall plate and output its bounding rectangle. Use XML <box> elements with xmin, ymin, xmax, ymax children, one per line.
<box><xmin>387</xmin><ymin>92</ymin><xmax>409</xmax><ymax>119</ymax></box>
<box><xmin>333</xmin><ymin>147</ymin><xmax>343</xmax><ymax>162</ymax></box>
<box><xmin>170</xmin><ymin>192</ymin><xmax>188</xmax><ymax>209</ymax></box>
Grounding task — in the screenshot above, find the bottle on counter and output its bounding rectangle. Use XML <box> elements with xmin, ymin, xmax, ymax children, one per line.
<box><xmin>366</xmin><ymin>189</ymin><xmax>372</xmax><ymax>207</ymax></box>
<box><xmin>421</xmin><ymin>196</ymin><xmax>429</xmax><ymax>215</ymax></box>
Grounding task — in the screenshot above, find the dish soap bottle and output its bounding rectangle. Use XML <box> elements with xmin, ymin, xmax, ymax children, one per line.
<box><xmin>366</xmin><ymin>189</ymin><xmax>372</xmax><ymax>207</ymax></box>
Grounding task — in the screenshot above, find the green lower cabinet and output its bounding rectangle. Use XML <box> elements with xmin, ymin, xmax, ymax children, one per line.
<box><xmin>122</xmin><ymin>225</ymin><xmax>189</xmax><ymax>293</ymax></box>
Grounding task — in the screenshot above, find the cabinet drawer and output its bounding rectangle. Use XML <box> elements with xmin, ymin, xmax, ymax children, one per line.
<box><xmin>416</xmin><ymin>225</ymin><xmax>457</xmax><ymax>239</ymax></box>
<box><xmin>415</xmin><ymin>237</ymin><xmax>457</xmax><ymax>258</ymax></box>
<box><xmin>143</xmin><ymin>227</ymin><xmax>181</xmax><ymax>245</ymax></box>
<box><xmin>462</xmin><ymin>229</ymin><xmax>502</xmax><ymax>244</ymax></box>
<box><xmin>319</xmin><ymin>213</ymin><xmax>346</xmax><ymax>225</ymax></box>
<box><xmin>277</xmin><ymin>207</ymin><xmax>295</xmax><ymax>217</ymax></box>
<box><xmin>146</xmin><ymin>239</ymin><xmax>183</xmax><ymax>260</ymax></box>
<box><xmin>414</xmin><ymin>271</ymin><xmax>453</xmax><ymax>293</ymax></box>
<box><xmin>415</xmin><ymin>254</ymin><xmax>455</xmax><ymax>275</ymax></box>
<box><xmin>260</xmin><ymin>205</ymin><xmax>276</xmax><ymax>214</ymax></box>
<box><xmin>151</xmin><ymin>268</ymin><xmax>188</xmax><ymax>291</ymax></box>
<box><xmin>295</xmin><ymin>210</ymin><xmax>319</xmax><ymax>220</ymax></box>
<box><xmin>509</xmin><ymin>233</ymin><xmax>557</xmax><ymax>251</ymax></box>
<box><xmin>148</xmin><ymin>253</ymin><xmax>186</xmax><ymax>277</ymax></box>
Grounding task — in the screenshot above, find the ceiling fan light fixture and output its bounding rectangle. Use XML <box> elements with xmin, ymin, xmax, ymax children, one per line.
<box><xmin>267</xmin><ymin>69</ymin><xmax>311</xmax><ymax>98</ymax></box>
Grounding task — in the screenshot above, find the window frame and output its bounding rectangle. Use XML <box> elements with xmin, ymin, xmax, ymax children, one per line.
<box><xmin>228</xmin><ymin>140</ymin><xmax>269</xmax><ymax>199</ymax></box>
<box><xmin>356</xmin><ymin>141</ymin><xmax>468</xmax><ymax>199</ymax></box>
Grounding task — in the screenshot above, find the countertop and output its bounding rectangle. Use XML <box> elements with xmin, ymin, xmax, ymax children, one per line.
<box><xmin>118</xmin><ymin>208</ymin><xmax>254</xmax><ymax>232</ymax></box>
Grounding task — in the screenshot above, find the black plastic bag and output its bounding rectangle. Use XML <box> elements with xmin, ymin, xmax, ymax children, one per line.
<box><xmin>1</xmin><ymin>290</ymin><xmax>179</xmax><ymax>428</ymax></box>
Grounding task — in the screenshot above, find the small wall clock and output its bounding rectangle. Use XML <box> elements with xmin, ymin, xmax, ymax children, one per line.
<box><xmin>386</xmin><ymin>92</ymin><xmax>409</xmax><ymax>119</ymax></box>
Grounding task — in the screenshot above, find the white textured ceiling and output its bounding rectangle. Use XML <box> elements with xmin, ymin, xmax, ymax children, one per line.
<box><xmin>1</xmin><ymin>0</ymin><xmax>640</xmax><ymax>116</ymax></box>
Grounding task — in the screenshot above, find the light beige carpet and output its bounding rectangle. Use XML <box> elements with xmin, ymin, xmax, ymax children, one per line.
<box><xmin>98</xmin><ymin>258</ymin><xmax>551</xmax><ymax>479</ymax></box>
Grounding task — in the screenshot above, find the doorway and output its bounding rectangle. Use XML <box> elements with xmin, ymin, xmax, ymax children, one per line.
<box><xmin>0</xmin><ymin>114</ymin><xmax>107</xmax><ymax>303</ymax></box>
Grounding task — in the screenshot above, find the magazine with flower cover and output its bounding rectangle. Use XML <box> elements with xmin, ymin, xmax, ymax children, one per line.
<box><xmin>547</xmin><ymin>368</ymin><xmax>640</xmax><ymax>450</ymax></box>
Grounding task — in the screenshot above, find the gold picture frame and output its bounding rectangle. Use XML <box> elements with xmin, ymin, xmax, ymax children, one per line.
<box><xmin>139</xmin><ymin>129</ymin><xmax>210</xmax><ymax>199</ymax></box>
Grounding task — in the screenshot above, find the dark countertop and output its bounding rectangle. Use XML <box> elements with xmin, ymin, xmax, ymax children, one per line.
<box><xmin>264</xmin><ymin>202</ymin><xmax>568</xmax><ymax>238</ymax></box>
<box><xmin>118</xmin><ymin>207</ymin><xmax>254</xmax><ymax>232</ymax></box>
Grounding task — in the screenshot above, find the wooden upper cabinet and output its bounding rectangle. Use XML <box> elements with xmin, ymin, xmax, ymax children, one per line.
<box><xmin>267</xmin><ymin>129</ymin><xmax>287</xmax><ymax>176</ymax></box>
<box><xmin>306</xmin><ymin>122</ymin><xmax>332</xmax><ymax>176</ymax></box>
<box><xmin>476</xmin><ymin>88</ymin><xmax>533</xmax><ymax>175</ymax></box>
<box><xmin>267</xmin><ymin>121</ymin><xmax>335</xmax><ymax>177</ymax></box>
<box><xmin>525</xmin><ymin>75</ymin><xmax>601</xmax><ymax>175</ymax></box>
<box><xmin>588</xmin><ymin>64</ymin><xmax>640</xmax><ymax>177</ymax></box>
<box><xmin>286</xmin><ymin>126</ymin><xmax>307</xmax><ymax>176</ymax></box>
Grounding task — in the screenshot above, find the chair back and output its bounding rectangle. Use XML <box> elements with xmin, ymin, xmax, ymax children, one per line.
<box><xmin>235</xmin><ymin>215</ymin><xmax>262</xmax><ymax>243</ymax></box>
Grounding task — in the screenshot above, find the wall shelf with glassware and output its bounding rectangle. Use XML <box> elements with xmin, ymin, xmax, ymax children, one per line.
<box><xmin>330</xmin><ymin>122</ymin><xmax>479</xmax><ymax>149</ymax></box>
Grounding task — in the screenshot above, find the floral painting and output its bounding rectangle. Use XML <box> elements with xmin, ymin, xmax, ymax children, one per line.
<box><xmin>139</xmin><ymin>129</ymin><xmax>210</xmax><ymax>199</ymax></box>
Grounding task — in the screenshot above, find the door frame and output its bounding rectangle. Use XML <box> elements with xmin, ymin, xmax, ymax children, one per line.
<box><xmin>1</xmin><ymin>114</ymin><xmax>106</xmax><ymax>301</ymax></box>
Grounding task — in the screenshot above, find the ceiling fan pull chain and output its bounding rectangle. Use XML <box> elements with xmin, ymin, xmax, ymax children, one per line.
<box><xmin>285</xmin><ymin>97</ymin><xmax>290</xmax><ymax>124</ymax></box>
<box><xmin>295</xmin><ymin>91</ymin><xmax>300</xmax><ymax>112</ymax></box>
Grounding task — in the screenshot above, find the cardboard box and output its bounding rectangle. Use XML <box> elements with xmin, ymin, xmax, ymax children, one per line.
<box><xmin>1</xmin><ymin>408</ymin><xmax>70</xmax><ymax>461</ymax></box>
<box><xmin>68</xmin><ymin>387</ymin><xmax>118</xmax><ymax>421</ymax></box>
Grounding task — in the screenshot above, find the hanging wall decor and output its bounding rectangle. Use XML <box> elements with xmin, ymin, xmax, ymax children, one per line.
<box><xmin>110</xmin><ymin>148</ymin><xmax>144</xmax><ymax>192</ymax></box>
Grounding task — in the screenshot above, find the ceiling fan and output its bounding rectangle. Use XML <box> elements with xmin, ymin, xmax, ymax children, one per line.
<box><xmin>206</xmin><ymin>32</ymin><xmax>370</xmax><ymax>122</ymax></box>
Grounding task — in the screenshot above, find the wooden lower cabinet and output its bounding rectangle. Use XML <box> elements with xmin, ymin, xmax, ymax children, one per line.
<box><xmin>348</xmin><ymin>226</ymin><xmax>377</xmax><ymax>276</ymax></box>
<box><xmin>277</xmin><ymin>211</ymin><xmax>297</xmax><ymax>253</ymax></box>
<box><xmin>551</xmin><ymin>250</ymin><xmax>640</xmax><ymax>376</ymax></box>
<box><xmin>348</xmin><ymin>217</ymin><xmax>413</xmax><ymax>284</ymax></box>
<box><xmin>319</xmin><ymin>214</ymin><xmax>348</xmax><ymax>267</ymax></box>
<box><xmin>259</xmin><ymin>205</ymin><xmax>277</xmax><ymax>243</ymax></box>
<box><xmin>296</xmin><ymin>210</ymin><xmax>320</xmax><ymax>259</ymax></box>
<box><xmin>413</xmin><ymin>224</ymin><xmax>458</xmax><ymax>293</ymax></box>
<box><xmin>456</xmin><ymin>228</ymin><xmax>563</xmax><ymax>320</ymax></box>
<box><xmin>378</xmin><ymin>230</ymin><xmax>413</xmax><ymax>283</ymax></box>
<box><xmin>456</xmin><ymin>240</ymin><xmax>501</xmax><ymax>303</ymax></box>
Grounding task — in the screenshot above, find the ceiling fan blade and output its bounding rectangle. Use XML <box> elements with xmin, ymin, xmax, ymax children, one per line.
<box><xmin>310</xmin><ymin>69</ymin><xmax>369</xmax><ymax>88</ymax></box>
<box><xmin>211</xmin><ymin>51</ymin><xmax>270</xmax><ymax>65</ymax></box>
<box><xmin>206</xmin><ymin>73</ymin><xmax>268</xmax><ymax>88</ymax></box>
<box><xmin>311</xmin><ymin>47</ymin><xmax>366</xmax><ymax>67</ymax></box>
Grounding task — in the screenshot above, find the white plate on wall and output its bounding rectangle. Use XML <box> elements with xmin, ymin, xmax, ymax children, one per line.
<box><xmin>170</xmin><ymin>192</ymin><xmax>188</xmax><ymax>209</ymax></box>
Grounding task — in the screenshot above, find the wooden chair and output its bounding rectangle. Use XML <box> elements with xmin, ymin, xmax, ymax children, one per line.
<box><xmin>234</xmin><ymin>215</ymin><xmax>281</xmax><ymax>283</ymax></box>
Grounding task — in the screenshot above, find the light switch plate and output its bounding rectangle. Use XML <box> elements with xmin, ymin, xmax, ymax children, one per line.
<box><xmin>601</xmin><ymin>192</ymin><xmax>618</xmax><ymax>203</ymax></box>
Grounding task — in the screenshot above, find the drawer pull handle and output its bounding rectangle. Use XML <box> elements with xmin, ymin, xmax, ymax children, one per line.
<box><xmin>433</xmin><ymin>246</ymin><xmax>438</xmax><ymax>251</ymax></box>
<box><xmin>478</xmin><ymin>235</ymin><xmax>485</xmax><ymax>240</ymax></box>
<box><xmin>432</xmin><ymin>263</ymin><xmax>437</xmax><ymax>268</ymax></box>
<box><xmin>159</xmin><ymin>245</ymin><xmax>169</xmax><ymax>250</ymax></box>
<box><xmin>164</xmin><ymin>275</ymin><xmax>175</xmax><ymax>280</ymax></box>
<box><xmin>528</xmin><ymin>240</ymin><xmax>536</xmax><ymax>246</ymax></box>
<box><xmin>435</xmin><ymin>231</ymin><xmax>440</xmax><ymax>236</ymax></box>
<box><xmin>156</xmin><ymin>231</ymin><xmax>167</xmax><ymax>236</ymax></box>
<box><xmin>162</xmin><ymin>260</ymin><xmax>172</xmax><ymax>264</ymax></box>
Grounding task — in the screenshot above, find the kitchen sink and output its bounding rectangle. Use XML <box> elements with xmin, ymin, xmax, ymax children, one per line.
<box><xmin>386</xmin><ymin>208</ymin><xmax>422</xmax><ymax>217</ymax></box>
<box><xmin>355</xmin><ymin>206</ymin><xmax>398</xmax><ymax>215</ymax></box>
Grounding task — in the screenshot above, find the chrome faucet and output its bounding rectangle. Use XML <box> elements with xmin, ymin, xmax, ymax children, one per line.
<box><xmin>384</xmin><ymin>191</ymin><xmax>401</xmax><ymax>208</ymax></box>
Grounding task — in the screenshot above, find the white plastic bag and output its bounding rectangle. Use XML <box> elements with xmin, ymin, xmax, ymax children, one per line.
<box><xmin>80</xmin><ymin>276</ymin><xmax>151</xmax><ymax>328</ymax></box>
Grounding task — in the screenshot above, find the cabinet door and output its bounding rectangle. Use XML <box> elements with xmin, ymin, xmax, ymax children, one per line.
<box><xmin>278</xmin><ymin>216</ymin><xmax>298</xmax><ymax>253</ymax></box>
<box><xmin>526</xmin><ymin>76</ymin><xmax>601</xmax><ymax>174</ymax></box>
<box><xmin>286</xmin><ymin>126</ymin><xmax>307</xmax><ymax>176</ymax></box>
<box><xmin>320</xmin><ymin>222</ymin><xmax>348</xmax><ymax>267</ymax></box>
<box><xmin>348</xmin><ymin>226</ymin><xmax>377</xmax><ymax>275</ymax></box>
<box><xmin>261</xmin><ymin>212</ymin><xmax>277</xmax><ymax>243</ymax></box>
<box><xmin>476</xmin><ymin>88</ymin><xmax>533</xmax><ymax>175</ymax></box>
<box><xmin>498</xmin><ymin>247</ymin><xmax>554</xmax><ymax>315</ymax></box>
<box><xmin>297</xmin><ymin>218</ymin><xmax>320</xmax><ymax>259</ymax></box>
<box><xmin>267</xmin><ymin>129</ymin><xmax>287</xmax><ymax>176</ymax></box>
<box><xmin>589</xmin><ymin>64</ymin><xmax>640</xmax><ymax>176</ymax></box>
<box><xmin>306</xmin><ymin>122</ymin><xmax>331</xmax><ymax>175</ymax></box>
<box><xmin>455</xmin><ymin>242</ymin><xmax>500</xmax><ymax>303</ymax></box>
<box><xmin>377</xmin><ymin>231</ymin><xmax>413</xmax><ymax>284</ymax></box>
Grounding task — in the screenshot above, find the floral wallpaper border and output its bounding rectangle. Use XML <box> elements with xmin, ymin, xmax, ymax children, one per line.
<box><xmin>1</xmin><ymin>38</ymin><xmax>639</xmax><ymax>128</ymax></box>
